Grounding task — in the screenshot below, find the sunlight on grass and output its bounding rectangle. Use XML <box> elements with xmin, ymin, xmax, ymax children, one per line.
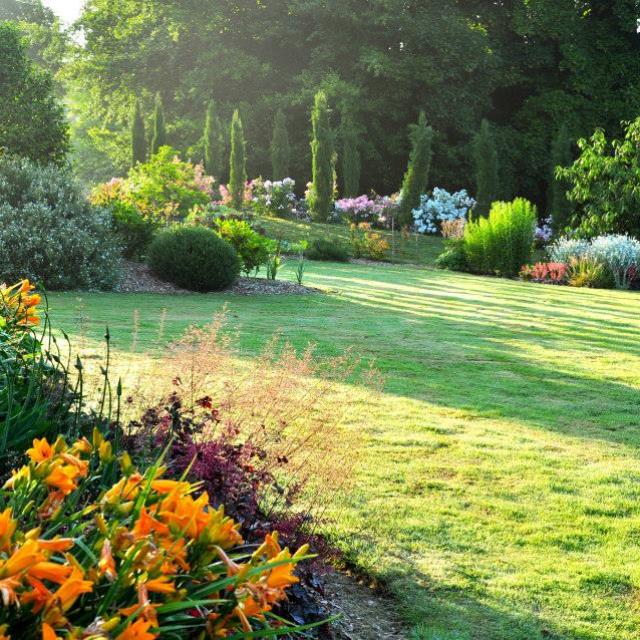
<box><xmin>48</xmin><ymin>262</ymin><xmax>640</xmax><ymax>639</ymax></box>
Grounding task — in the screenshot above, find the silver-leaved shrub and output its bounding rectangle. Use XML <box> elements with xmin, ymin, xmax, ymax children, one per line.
<box><xmin>0</xmin><ymin>155</ymin><xmax>122</xmax><ymax>290</ymax></box>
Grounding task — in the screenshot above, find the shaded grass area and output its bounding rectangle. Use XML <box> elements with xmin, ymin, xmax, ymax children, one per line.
<box><xmin>254</xmin><ymin>214</ymin><xmax>444</xmax><ymax>265</ymax></box>
<box><xmin>48</xmin><ymin>262</ymin><xmax>640</xmax><ymax>640</ymax></box>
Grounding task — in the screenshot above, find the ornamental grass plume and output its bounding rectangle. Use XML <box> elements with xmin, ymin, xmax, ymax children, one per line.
<box><xmin>120</xmin><ymin>312</ymin><xmax>377</xmax><ymax>563</ymax></box>
<box><xmin>0</xmin><ymin>431</ymin><xmax>314</xmax><ymax>639</ymax></box>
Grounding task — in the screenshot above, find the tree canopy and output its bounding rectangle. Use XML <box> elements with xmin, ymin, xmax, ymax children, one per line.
<box><xmin>4</xmin><ymin>0</ymin><xmax>639</xmax><ymax>207</ymax></box>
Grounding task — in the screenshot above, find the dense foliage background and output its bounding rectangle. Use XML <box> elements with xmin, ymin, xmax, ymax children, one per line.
<box><xmin>4</xmin><ymin>0</ymin><xmax>640</xmax><ymax>211</ymax></box>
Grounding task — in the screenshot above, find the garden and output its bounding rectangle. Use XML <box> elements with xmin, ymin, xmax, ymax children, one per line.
<box><xmin>2</xmin><ymin>1</ymin><xmax>640</xmax><ymax>638</ymax></box>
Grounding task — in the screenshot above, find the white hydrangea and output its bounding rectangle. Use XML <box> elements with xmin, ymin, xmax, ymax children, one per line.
<box><xmin>412</xmin><ymin>188</ymin><xmax>476</xmax><ymax>234</ymax></box>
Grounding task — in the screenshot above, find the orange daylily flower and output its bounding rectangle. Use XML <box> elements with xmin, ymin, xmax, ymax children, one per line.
<box><xmin>51</xmin><ymin>568</ymin><xmax>93</xmax><ymax>612</ymax></box>
<box><xmin>115</xmin><ymin>618</ymin><xmax>157</xmax><ymax>640</ymax></box>
<box><xmin>42</xmin><ymin>623</ymin><xmax>58</xmax><ymax>640</ymax></box>
<box><xmin>27</xmin><ymin>438</ymin><xmax>55</xmax><ymax>464</ymax></box>
<box><xmin>0</xmin><ymin>509</ymin><xmax>16</xmax><ymax>552</ymax></box>
<box><xmin>132</xmin><ymin>507</ymin><xmax>169</xmax><ymax>539</ymax></box>
<box><xmin>29</xmin><ymin>562</ymin><xmax>73</xmax><ymax>585</ymax></box>
<box><xmin>103</xmin><ymin>473</ymin><xmax>143</xmax><ymax>504</ymax></box>
<box><xmin>21</xmin><ymin>576</ymin><xmax>53</xmax><ymax>613</ymax></box>
<box><xmin>37</xmin><ymin>538</ymin><xmax>74</xmax><ymax>553</ymax></box>
<box><xmin>144</xmin><ymin>576</ymin><xmax>176</xmax><ymax>594</ymax></box>
<box><xmin>150</xmin><ymin>479</ymin><xmax>191</xmax><ymax>496</ymax></box>
<box><xmin>98</xmin><ymin>540</ymin><xmax>116</xmax><ymax>581</ymax></box>
<box><xmin>0</xmin><ymin>576</ymin><xmax>21</xmax><ymax>606</ymax></box>
<box><xmin>3</xmin><ymin>539</ymin><xmax>45</xmax><ymax>576</ymax></box>
<box><xmin>45</xmin><ymin>465</ymin><xmax>80</xmax><ymax>496</ymax></box>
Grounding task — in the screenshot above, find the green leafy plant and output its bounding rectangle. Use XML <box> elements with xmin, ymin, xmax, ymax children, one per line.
<box><xmin>122</xmin><ymin>146</ymin><xmax>213</xmax><ymax>223</ymax></box>
<box><xmin>213</xmin><ymin>218</ymin><xmax>275</xmax><ymax>275</ymax></box>
<box><xmin>148</xmin><ymin>226</ymin><xmax>240</xmax><ymax>291</ymax></box>
<box><xmin>557</xmin><ymin>118</ymin><xmax>640</xmax><ymax>238</ymax></box>
<box><xmin>306</xmin><ymin>239</ymin><xmax>350</xmax><ymax>262</ymax></box>
<box><xmin>464</xmin><ymin>198</ymin><xmax>536</xmax><ymax>276</ymax></box>
<box><xmin>0</xmin><ymin>22</ymin><xmax>68</xmax><ymax>164</ymax></box>
<box><xmin>567</xmin><ymin>256</ymin><xmax>613</xmax><ymax>289</ymax></box>
<box><xmin>266</xmin><ymin>241</ymin><xmax>283</xmax><ymax>280</ymax></box>
<box><xmin>435</xmin><ymin>238</ymin><xmax>468</xmax><ymax>271</ymax></box>
<box><xmin>349</xmin><ymin>223</ymin><xmax>390</xmax><ymax>261</ymax></box>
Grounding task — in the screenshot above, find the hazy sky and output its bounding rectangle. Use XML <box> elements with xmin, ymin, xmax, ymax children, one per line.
<box><xmin>42</xmin><ymin>0</ymin><xmax>84</xmax><ymax>26</ymax></box>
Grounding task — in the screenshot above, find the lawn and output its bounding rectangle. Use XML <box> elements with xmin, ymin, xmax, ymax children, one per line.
<box><xmin>254</xmin><ymin>214</ymin><xmax>444</xmax><ymax>265</ymax></box>
<box><xmin>48</xmin><ymin>261</ymin><xmax>640</xmax><ymax>640</ymax></box>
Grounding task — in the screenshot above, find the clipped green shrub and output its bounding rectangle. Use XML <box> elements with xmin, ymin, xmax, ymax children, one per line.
<box><xmin>0</xmin><ymin>155</ymin><xmax>121</xmax><ymax>290</ymax></box>
<box><xmin>435</xmin><ymin>238</ymin><xmax>468</xmax><ymax>271</ymax></box>
<box><xmin>306</xmin><ymin>238</ymin><xmax>350</xmax><ymax>262</ymax></box>
<box><xmin>464</xmin><ymin>198</ymin><xmax>536</xmax><ymax>276</ymax></box>
<box><xmin>148</xmin><ymin>226</ymin><xmax>240</xmax><ymax>291</ymax></box>
<box><xmin>213</xmin><ymin>218</ymin><xmax>275</xmax><ymax>275</ymax></box>
<box><xmin>111</xmin><ymin>201</ymin><xmax>158</xmax><ymax>260</ymax></box>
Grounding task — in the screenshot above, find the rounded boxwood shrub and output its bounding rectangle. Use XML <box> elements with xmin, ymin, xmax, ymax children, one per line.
<box><xmin>148</xmin><ymin>226</ymin><xmax>241</xmax><ymax>291</ymax></box>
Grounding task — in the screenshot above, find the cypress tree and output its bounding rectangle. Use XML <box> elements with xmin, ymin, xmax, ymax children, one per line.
<box><xmin>150</xmin><ymin>92</ymin><xmax>166</xmax><ymax>156</ymax></box>
<box><xmin>204</xmin><ymin>100</ymin><xmax>225</xmax><ymax>181</ymax></box>
<box><xmin>270</xmin><ymin>109</ymin><xmax>291</xmax><ymax>180</ymax></box>
<box><xmin>229</xmin><ymin>109</ymin><xmax>247</xmax><ymax>210</ymax></box>
<box><xmin>131</xmin><ymin>99</ymin><xmax>146</xmax><ymax>167</ymax></box>
<box><xmin>340</xmin><ymin>107</ymin><xmax>361</xmax><ymax>197</ymax></box>
<box><xmin>399</xmin><ymin>111</ymin><xmax>434</xmax><ymax>226</ymax></box>
<box><xmin>548</xmin><ymin>124</ymin><xmax>573</xmax><ymax>233</ymax></box>
<box><xmin>308</xmin><ymin>91</ymin><xmax>334</xmax><ymax>222</ymax></box>
<box><xmin>473</xmin><ymin>119</ymin><xmax>500</xmax><ymax>217</ymax></box>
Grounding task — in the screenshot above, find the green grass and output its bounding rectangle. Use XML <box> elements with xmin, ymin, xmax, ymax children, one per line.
<box><xmin>48</xmin><ymin>261</ymin><xmax>640</xmax><ymax>640</ymax></box>
<box><xmin>254</xmin><ymin>214</ymin><xmax>444</xmax><ymax>265</ymax></box>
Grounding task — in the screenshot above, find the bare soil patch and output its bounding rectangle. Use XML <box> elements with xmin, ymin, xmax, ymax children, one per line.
<box><xmin>116</xmin><ymin>260</ymin><xmax>318</xmax><ymax>295</ymax></box>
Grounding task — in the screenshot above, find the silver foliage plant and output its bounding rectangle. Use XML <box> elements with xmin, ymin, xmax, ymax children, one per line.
<box><xmin>0</xmin><ymin>155</ymin><xmax>122</xmax><ymax>290</ymax></box>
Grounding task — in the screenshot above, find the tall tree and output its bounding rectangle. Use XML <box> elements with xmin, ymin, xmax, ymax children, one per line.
<box><xmin>340</xmin><ymin>107</ymin><xmax>361</xmax><ymax>197</ymax></box>
<box><xmin>308</xmin><ymin>91</ymin><xmax>334</xmax><ymax>222</ymax></box>
<box><xmin>270</xmin><ymin>109</ymin><xmax>291</xmax><ymax>180</ymax></box>
<box><xmin>473</xmin><ymin>119</ymin><xmax>499</xmax><ymax>217</ymax></box>
<box><xmin>131</xmin><ymin>99</ymin><xmax>146</xmax><ymax>167</ymax></box>
<box><xmin>204</xmin><ymin>100</ymin><xmax>225</xmax><ymax>181</ymax></box>
<box><xmin>399</xmin><ymin>112</ymin><xmax>433</xmax><ymax>226</ymax></box>
<box><xmin>0</xmin><ymin>21</ymin><xmax>68</xmax><ymax>163</ymax></box>
<box><xmin>229</xmin><ymin>109</ymin><xmax>247</xmax><ymax>209</ymax></box>
<box><xmin>548</xmin><ymin>124</ymin><xmax>573</xmax><ymax>233</ymax></box>
<box><xmin>150</xmin><ymin>92</ymin><xmax>166</xmax><ymax>156</ymax></box>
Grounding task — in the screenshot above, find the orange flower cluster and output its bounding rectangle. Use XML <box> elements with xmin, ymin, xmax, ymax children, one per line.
<box><xmin>0</xmin><ymin>280</ymin><xmax>41</xmax><ymax>327</ymax></box>
<box><xmin>0</xmin><ymin>433</ymin><xmax>309</xmax><ymax>639</ymax></box>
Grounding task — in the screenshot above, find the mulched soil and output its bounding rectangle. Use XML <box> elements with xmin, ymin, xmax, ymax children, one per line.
<box><xmin>116</xmin><ymin>260</ymin><xmax>318</xmax><ymax>295</ymax></box>
<box><xmin>319</xmin><ymin>571</ymin><xmax>405</xmax><ymax>640</ymax></box>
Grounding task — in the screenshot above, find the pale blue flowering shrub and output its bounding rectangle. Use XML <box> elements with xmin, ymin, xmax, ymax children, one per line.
<box><xmin>412</xmin><ymin>188</ymin><xmax>476</xmax><ymax>234</ymax></box>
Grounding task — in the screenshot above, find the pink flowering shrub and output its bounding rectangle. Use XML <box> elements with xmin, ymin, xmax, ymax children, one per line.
<box><xmin>520</xmin><ymin>262</ymin><xmax>568</xmax><ymax>284</ymax></box>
